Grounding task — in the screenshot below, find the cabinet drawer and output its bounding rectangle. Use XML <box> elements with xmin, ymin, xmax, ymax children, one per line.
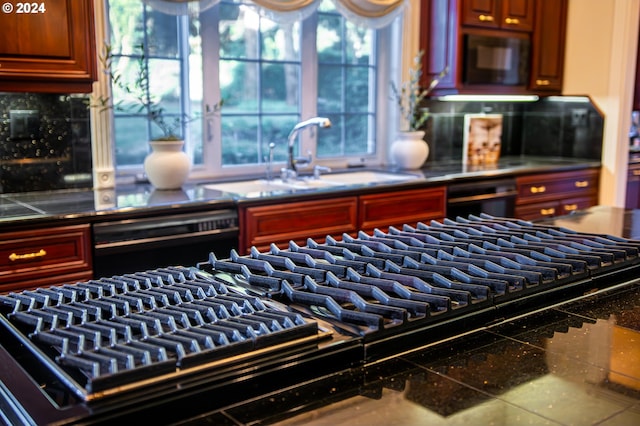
<box><xmin>0</xmin><ymin>224</ymin><xmax>92</xmax><ymax>291</ymax></box>
<box><xmin>241</xmin><ymin>197</ymin><xmax>358</xmax><ymax>253</ymax></box>
<box><xmin>560</xmin><ymin>196</ymin><xmax>598</xmax><ymax>215</ymax></box>
<box><xmin>516</xmin><ymin>169</ymin><xmax>599</xmax><ymax>204</ymax></box>
<box><xmin>515</xmin><ymin>196</ymin><xmax>597</xmax><ymax>221</ymax></box>
<box><xmin>515</xmin><ymin>201</ymin><xmax>561</xmax><ymax>221</ymax></box>
<box><xmin>359</xmin><ymin>187</ymin><xmax>446</xmax><ymax>232</ymax></box>
<box><xmin>628</xmin><ymin>163</ymin><xmax>640</xmax><ymax>183</ymax></box>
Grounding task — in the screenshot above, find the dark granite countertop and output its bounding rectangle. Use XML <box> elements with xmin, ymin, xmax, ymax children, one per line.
<box><xmin>0</xmin><ymin>156</ymin><xmax>600</xmax><ymax>228</ymax></box>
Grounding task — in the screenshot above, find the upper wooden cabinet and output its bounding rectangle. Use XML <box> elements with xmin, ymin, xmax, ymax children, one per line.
<box><xmin>0</xmin><ymin>0</ymin><xmax>97</xmax><ymax>93</ymax></box>
<box><xmin>421</xmin><ymin>0</ymin><xmax>568</xmax><ymax>95</ymax></box>
<box><xmin>462</xmin><ymin>0</ymin><xmax>535</xmax><ymax>32</ymax></box>
<box><xmin>529</xmin><ymin>0</ymin><xmax>567</xmax><ymax>91</ymax></box>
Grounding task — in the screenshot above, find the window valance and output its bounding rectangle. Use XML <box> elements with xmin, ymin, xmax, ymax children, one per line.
<box><xmin>142</xmin><ymin>0</ymin><xmax>408</xmax><ymax>28</ymax></box>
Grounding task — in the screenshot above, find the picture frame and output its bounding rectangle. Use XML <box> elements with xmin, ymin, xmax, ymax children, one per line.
<box><xmin>462</xmin><ymin>113</ymin><xmax>503</xmax><ymax>166</ymax></box>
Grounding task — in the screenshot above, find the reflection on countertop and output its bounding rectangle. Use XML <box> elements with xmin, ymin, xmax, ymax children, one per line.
<box><xmin>0</xmin><ymin>156</ymin><xmax>600</xmax><ymax>223</ymax></box>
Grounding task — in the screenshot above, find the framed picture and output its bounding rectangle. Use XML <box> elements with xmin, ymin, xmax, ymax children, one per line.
<box><xmin>462</xmin><ymin>113</ymin><xmax>503</xmax><ymax>165</ymax></box>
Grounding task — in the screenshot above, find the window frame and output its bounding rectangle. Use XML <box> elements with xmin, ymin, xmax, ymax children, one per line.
<box><xmin>91</xmin><ymin>0</ymin><xmax>400</xmax><ymax>187</ymax></box>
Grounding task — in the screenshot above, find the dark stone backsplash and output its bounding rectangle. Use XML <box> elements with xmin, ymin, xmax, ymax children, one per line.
<box><xmin>0</xmin><ymin>92</ymin><xmax>93</xmax><ymax>193</ymax></box>
<box><xmin>420</xmin><ymin>96</ymin><xmax>604</xmax><ymax>165</ymax></box>
<box><xmin>0</xmin><ymin>92</ymin><xmax>604</xmax><ymax>194</ymax></box>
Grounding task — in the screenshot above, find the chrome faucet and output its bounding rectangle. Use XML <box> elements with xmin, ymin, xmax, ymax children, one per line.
<box><xmin>284</xmin><ymin>117</ymin><xmax>331</xmax><ymax>179</ymax></box>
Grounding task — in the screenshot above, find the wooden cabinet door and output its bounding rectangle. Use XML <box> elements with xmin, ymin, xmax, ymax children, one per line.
<box><xmin>462</xmin><ymin>0</ymin><xmax>501</xmax><ymax>29</ymax></box>
<box><xmin>529</xmin><ymin>0</ymin><xmax>567</xmax><ymax>91</ymax></box>
<box><xmin>359</xmin><ymin>187</ymin><xmax>446</xmax><ymax>233</ymax></box>
<box><xmin>462</xmin><ymin>0</ymin><xmax>534</xmax><ymax>31</ymax></box>
<box><xmin>501</xmin><ymin>0</ymin><xmax>535</xmax><ymax>31</ymax></box>
<box><xmin>0</xmin><ymin>0</ymin><xmax>97</xmax><ymax>93</ymax></box>
<box><xmin>240</xmin><ymin>197</ymin><xmax>358</xmax><ymax>254</ymax></box>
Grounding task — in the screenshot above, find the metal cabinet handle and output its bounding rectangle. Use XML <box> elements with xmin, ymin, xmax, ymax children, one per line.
<box><xmin>9</xmin><ymin>249</ymin><xmax>47</xmax><ymax>261</ymax></box>
<box><xmin>536</xmin><ymin>79</ymin><xmax>550</xmax><ymax>86</ymax></box>
<box><xmin>478</xmin><ymin>14</ymin><xmax>494</xmax><ymax>22</ymax></box>
<box><xmin>540</xmin><ymin>208</ymin><xmax>555</xmax><ymax>216</ymax></box>
<box><xmin>530</xmin><ymin>185</ymin><xmax>546</xmax><ymax>193</ymax></box>
<box><xmin>564</xmin><ymin>204</ymin><xmax>578</xmax><ymax>212</ymax></box>
<box><xmin>504</xmin><ymin>17</ymin><xmax>520</xmax><ymax>24</ymax></box>
<box><xmin>633</xmin><ymin>170</ymin><xmax>640</xmax><ymax>176</ymax></box>
<box><xmin>574</xmin><ymin>180</ymin><xmax>589</xmax><ymax>188</ymax></box>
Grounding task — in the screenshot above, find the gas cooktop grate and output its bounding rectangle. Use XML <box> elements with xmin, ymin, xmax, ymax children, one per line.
<box><xmin>1</xmin><ymin>214</ymin><xmax>639</xmax><ymax>402</ymax></box>
<box><xmin>198</xmin><ymin>214</ymin><xmax>640</xmax><ymax>339</ymax></box>
<box><xmin>0</xmin><ymin>267</ymin><xmax>320</xmax><ymax>398</ymax></box>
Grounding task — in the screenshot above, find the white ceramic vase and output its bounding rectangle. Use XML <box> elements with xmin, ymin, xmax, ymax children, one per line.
<box><xmin>390</xmin><ymin>131</ymin><xmax>429</xmax><ymax>170</ymax></box>
<box><xmin>143</xmin><ymin>140</ymin><xmax>191</xmax><ymax>190</ymax></box>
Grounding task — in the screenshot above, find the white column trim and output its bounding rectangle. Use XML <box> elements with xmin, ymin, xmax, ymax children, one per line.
<box><xmin>90</xmin><ymin>0</ymin><xmax>116</xmax><ymax>190</ymax></box>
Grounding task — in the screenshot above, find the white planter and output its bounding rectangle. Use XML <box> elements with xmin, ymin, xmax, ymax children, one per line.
<box><xmin>390</xmin><ymin>131</ymin><xmax>429</xmax><ymax>170</ymax></box>
<box><xmin>143</xmin><ymin>140</ymin><xmax>191</xmax><ymax>190</ymax></box>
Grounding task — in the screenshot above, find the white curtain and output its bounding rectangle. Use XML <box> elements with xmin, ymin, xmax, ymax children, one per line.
<box><xmin>142</xmin><ymin>0</ymin><xmax>408</xmax><ymax>28</ymax></box>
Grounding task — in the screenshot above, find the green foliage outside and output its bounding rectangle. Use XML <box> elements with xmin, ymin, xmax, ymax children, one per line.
<box><xmin>108</xmin><ymin>0</ymin><xmax>374</xmax><ymax>168</ymax></box>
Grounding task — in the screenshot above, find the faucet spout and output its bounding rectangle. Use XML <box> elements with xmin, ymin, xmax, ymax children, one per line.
<box><xmin>287</xmin><ymin>117</ymin><xmax>331</xmax><ymax>172</ymax></box>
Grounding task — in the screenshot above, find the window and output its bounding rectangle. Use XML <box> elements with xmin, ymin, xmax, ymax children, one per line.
<box><xmin>105</xmin><ymin>0</ymin><xmax>391</xmax><ymax>181</ymax></box>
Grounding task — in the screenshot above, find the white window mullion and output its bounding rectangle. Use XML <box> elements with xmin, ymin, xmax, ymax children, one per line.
<box><xmin>300</xmin><ymin>13</ymin><xmax>319</xmax><ymax>161</ymax></box>
<box><xmin>178</xmin><ymin>15</ymin><xmax>192</xmax><ymax>158</ymax></box>
<box><xmin>196</xmin><ymin>5</ymin><xmax>223</xmax><ymax>179</ymax></box>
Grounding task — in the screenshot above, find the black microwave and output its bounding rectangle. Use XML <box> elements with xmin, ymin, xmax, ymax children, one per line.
<box><xmin>463</xmin><ymin>34</ymin><xmax>530</xmax><ymax>86</ymax></box>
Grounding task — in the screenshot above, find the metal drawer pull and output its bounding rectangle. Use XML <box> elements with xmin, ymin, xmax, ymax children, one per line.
<box><xmin>504</xmin><ymin>17</ymin><xmax>520</xmax><ymax>24</ymax></box>
<box><xmin>540</xmin><ymin>208</ymin><xmax>555</xmax><ymax>215</ymax></box>
<box><xmin>564</xmin><ymin>204</ymin><xmax>578</xmax><ymax>211</ymax></box>
<box><xmin>530</xmin><ymin>185</ymin><xmax>546</xmax><ymax>193</ymax></box>
<box><xmin>574</xmin><ymin>180</ymin><xmax>589</xmax><ymax>188</ymax></box>
<box><xmin>536</xmin><ymin>79</ymin><xmax>550</xmax><ymax>86</ymax></box>
<box><xmin>633</xmin><ymin>170</ymin><xmax>640</xmax><ymax>176</ymax></box>
<box><xmin>9</xmin><ymin>249</ymin><xmax>47</xmax><ymax>261</ymax></box>
<box><xmin>478</xmin><ymin>14</ymin><xmax>494</xmax><ymax>22</ymax></box>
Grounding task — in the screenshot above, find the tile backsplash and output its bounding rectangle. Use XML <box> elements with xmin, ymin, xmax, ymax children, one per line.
<box><xmin>0</xmin><ymin>93</ymin><xmax>604</xmax><ymax>194</ymax></box>
<box><xmin>420</xmin><ymin>96</ymin><xmax>604</xmax><ymax>164</ymax></box>
<box><xmin>0</xmin><ymin>92</ymin><xmax>93</xmax><ymax>193</ymax></box>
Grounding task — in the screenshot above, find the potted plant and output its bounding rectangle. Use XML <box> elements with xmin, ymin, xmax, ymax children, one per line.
<box><xmin>389</xmin><ymin>50</ymin><xmax>447</xmax><ymax>169</ymax></box>
<box><xmin>95</xmin><ymin>43</ymin><xmax>222</xmax><ymax>189</ymax></box>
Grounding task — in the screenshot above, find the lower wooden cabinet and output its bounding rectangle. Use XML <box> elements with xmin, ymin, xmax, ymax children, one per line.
<box><xmin>0</xmin><ymin>224</ymin><xmax>92</xmax><ymax>292</ymax></box>
<box><xmin>239</xmin><ymin>186</ymin><xmax>447</xmax><ymax>254</ymax></box>
<box><xmin>515</xmin><ymin>168</ymin><xmax>599</xmax><ymax>221</ymax></box>
<box><xmin>358</xmin><ymin>187</ymin><xmax>446</xmax><ymax>233</ymax></box>
<box><xmin>240</xmin><ymin>197</ymin><xmax>359</xmax><ymax>253</ymax></box>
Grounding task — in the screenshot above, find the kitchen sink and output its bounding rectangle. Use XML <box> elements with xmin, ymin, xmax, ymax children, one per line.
<box><xmin>319</xmin><ymin>170</ymin><xmax>420</xmax><ymax>185</ymax></box>
<box><xmin>202</xmin><ymin>177</ymin><xmax>341</xmax><ymax>195</ymax></box>
<box><xmin>202</xmin><ymin>170</ymin><xmax>421</xmax><ymax>196</ymax></box>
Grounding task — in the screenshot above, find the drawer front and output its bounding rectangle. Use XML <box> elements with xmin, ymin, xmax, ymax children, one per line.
<box><xmin>359</xmin><ymin>187</ymin><xmax>446</xmax><ymax>232</ymax></box>
<box><xmin>0</xmin><ymin>225</ymin><xmax>92</xmax><ymax>287</ymax></box>
<box><xmin>560</xmin><ymin>196</ymin><xmax>598</xmax><ymax>215</ymax></box>
<box><xmin>628</xmin><ymin>163</ymin><xmax>640</xmax><ymax>183</ymax></box>
<box><xmin>516</xmin><ymin>169</ymin><xmax>599</xmax><ymax>204</ymax></box>
<box><xmin>242</xmin><ymin>197</ymin><xmax>358</xmax><ymax>253</ymax></box>
<box><xmin>515</xmin><ymin>201</ymin><xmax>561</xmax><ymax>221</ymax></box>
<box><xmin>515</xmin><ymin>196</ymin><xmax>597</xmax><ymax>221</ymax></box>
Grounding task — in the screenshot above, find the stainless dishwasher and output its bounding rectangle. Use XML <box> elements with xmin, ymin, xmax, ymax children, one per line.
<box><xmin>447</xmin><ymin>178</ymin><xmax>517</xmax><ymax>218</ymax></box>
<box><xmin>92</xmin><ymin>209</ymin><xmax>238</xmax><ymax>277</ymax></box>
